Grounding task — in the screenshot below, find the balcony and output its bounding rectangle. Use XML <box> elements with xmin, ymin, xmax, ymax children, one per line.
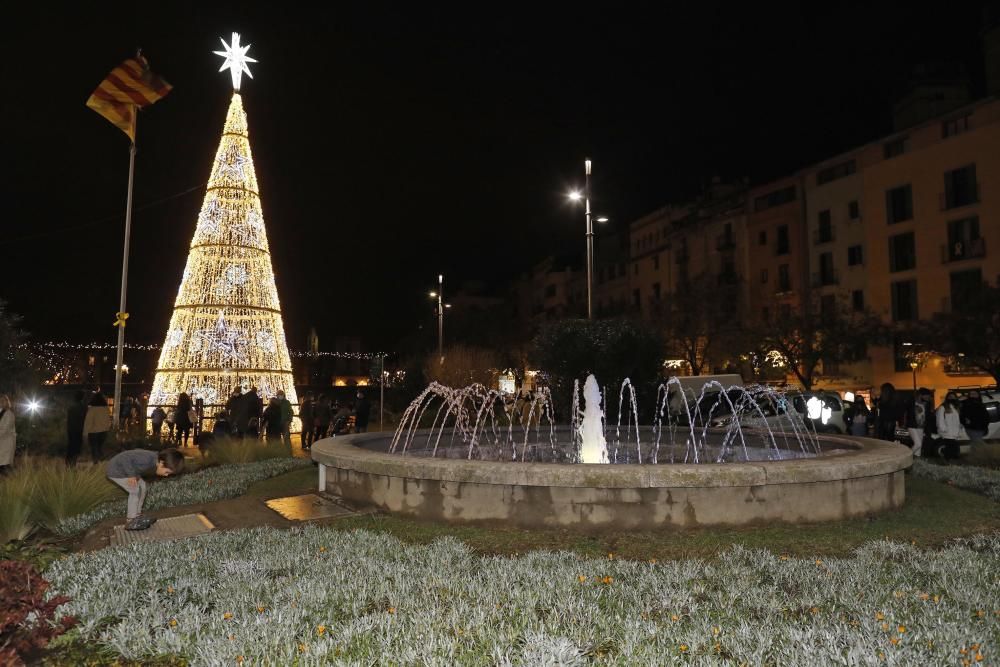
<box><xmin>811</xmin><ymin>269</ymin><xmax>840</xmax><ymax>287</ymax></box>
<box><xmin>940</xmin><ymin>183</ymin><xmax>980</xmax><ymax>211</ymax></box>
<box><xmin>716</xmin><ymin>235</ymin><xmax>736</xmax><ymax>251</ymax></box>
<box><xmin>774</xmin><ymin>282</ymin><xmax>793</xmax><ymax>295</ymax></box>
<box><xmin>813</xmin><ymin>227</ymin><xmax>836</xmax><ymax>245</ymax></box>
<box><xmin>941</xmin><ymin>237</ymin><xmax>986</xmax><ymax>263</ymax></box>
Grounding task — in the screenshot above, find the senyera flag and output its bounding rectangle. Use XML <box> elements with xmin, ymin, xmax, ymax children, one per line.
<box><xmin>86</xmin><ymin>54</ymin><xmax>172</xmax><ymax>142</ymax></box>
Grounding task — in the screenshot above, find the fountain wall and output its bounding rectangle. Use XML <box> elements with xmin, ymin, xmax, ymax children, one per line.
<box><xmin>311</xmin><ymin>429</ymin><xmax>911</xmax><ymax>530</ymax></box>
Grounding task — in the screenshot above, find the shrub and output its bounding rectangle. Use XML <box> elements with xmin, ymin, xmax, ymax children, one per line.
<box><xmin>0</xmin><ymin>474</ymin><xmax>34</xmax><ymax>543</ymax></box>
<box><xmin>531</xmin><ymin>318</ymin><xmax>664</xmax><ymax>421</ymax></box>
<box><xmin>23</xmin><ymin>460</ymin><xmax>118</xmax><ymax>532</ymax></box>
<box><xmin>204</xmin><ymin>437</ymin><xmax>292</xmax><ymax>465</ymax></box>
<box><xmin>0</xmin><ymin>560</ymin><xmax>76</xmax><ymax>666</ymax></box>
<box><xmin>423</xmin><ymin>345</ymin><xmax>501</xmax><ymax>389</ymax></box>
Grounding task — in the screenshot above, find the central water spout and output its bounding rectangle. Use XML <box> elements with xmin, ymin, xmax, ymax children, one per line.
<box><xmin>578</xmin><ymin>374</ymin><xmax>608</xmax><ymax>463</ymax></box>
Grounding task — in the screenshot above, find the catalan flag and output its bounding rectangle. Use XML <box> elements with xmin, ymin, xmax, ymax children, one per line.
<box><xmin>86</xmin><ymin>54</ymin><xmax>172</xmax><ymax>142</ymax></box>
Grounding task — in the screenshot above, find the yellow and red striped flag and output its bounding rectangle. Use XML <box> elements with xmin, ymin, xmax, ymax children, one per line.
<box><xmin>86</xmin><ymin>54</ymin><xmax>172</xmax><ymax>142</ymax></box>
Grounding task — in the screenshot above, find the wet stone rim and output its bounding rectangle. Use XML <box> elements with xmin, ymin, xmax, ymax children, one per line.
<box><xmin>311</xmin><ymin>430</ymin><xmax>912</xmax><ymax>490</ymax></box>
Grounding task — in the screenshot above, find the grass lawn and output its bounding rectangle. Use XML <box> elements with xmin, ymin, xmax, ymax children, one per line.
<box><xmin>317</xmin><ymin>475</ymin><xmax>1000</xmax><ymax>560</ymax></box>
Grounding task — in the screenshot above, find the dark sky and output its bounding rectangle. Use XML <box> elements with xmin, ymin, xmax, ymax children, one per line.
<box><xmin>1</xmin><ymin>2</ymin><xmax>990</xmax><ymax>352</ymax></box>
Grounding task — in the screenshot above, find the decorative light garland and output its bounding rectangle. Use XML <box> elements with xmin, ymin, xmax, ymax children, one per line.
<box><xmin>22</xmin><ymin>342</ymin><xmax>392</xmax><ymax>359</ymax></box>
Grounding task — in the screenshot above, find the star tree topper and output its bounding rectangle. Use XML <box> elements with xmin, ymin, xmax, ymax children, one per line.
<box><xmin>214</xmin><ymin>32</ymin><xmax>257</xmax><ymax>91</ymax></box>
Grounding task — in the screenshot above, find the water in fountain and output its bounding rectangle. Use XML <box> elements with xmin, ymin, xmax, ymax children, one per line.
<box><xmin>388</xmin><ymin>376</ymin><xmax>822</xmax><ymax>463</ymax></box>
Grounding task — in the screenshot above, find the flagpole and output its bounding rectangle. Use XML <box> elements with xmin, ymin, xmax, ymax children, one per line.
<box><xmin>112</xmin><ymin>128</ymin><xmax>137</xmax><ymax>433</ymax></box>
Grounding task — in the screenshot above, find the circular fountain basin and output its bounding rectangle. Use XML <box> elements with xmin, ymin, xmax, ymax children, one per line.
<box><xmin>311</xmin><ymin>428</ymin><xmax>911</xmax><ymax>530</ymax></box>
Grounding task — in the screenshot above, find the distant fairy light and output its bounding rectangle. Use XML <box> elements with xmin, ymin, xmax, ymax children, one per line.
<box><xmin>214</xmin><ymin>32</ymin><xmax>257</xmax><ymax>91</ymax></box>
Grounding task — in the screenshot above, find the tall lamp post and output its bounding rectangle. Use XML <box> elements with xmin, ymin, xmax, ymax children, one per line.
<box><xmin>429</xmin><ymin>274</ymin><xmax>451</xmax><ymax>364</ymax></box>
<box><xmin>568</xmin><ymin>158</ymin><xmax>609</xmax><ymax>319</ymax></box>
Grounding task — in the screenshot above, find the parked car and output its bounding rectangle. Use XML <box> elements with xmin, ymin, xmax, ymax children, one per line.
<box><xmin>709</xmin><ymin>390</ymin><xmax>846</xmax><ymax>434</ymax></box>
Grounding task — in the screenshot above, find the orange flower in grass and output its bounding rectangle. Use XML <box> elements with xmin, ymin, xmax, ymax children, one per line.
<box><xmin>317</xmin><ymin>625</ymin><xmax>326</xmax><ymax>636</ymax></box>
<box><xmin>679</xmin><ymin>644</ymin><xmax>688</xmax><ymax>653</ymax></box>
<box><xmin>223</xmin><ymin>612</ymin><xmax>233</xmax><ymax>620</ymax></box>
<box><xmin>577</xmin><ymin>575</ymin><xmax>587</xmax><ymax>584</ymax></box>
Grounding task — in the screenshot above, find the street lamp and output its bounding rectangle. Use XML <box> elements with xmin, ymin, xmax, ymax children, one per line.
<box><xmin>910</xmin><ymin>361</ymin><xmax>919</xmax><ymax>392</ymax></box>
<box><xmin>428</xmin><ymin>274</ymin><xmax>451</xmax><ymax>364</ymax></box>
<box><xmin>567</xmin><ymin>158</ymin><xmax>609</xmax><ymax>319</ymax></box>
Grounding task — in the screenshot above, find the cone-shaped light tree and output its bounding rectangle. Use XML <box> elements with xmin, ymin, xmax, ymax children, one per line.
<box><xmin>148</xmin><ymin>34</ymin><xmax>297</xmax><ymax>414</ymax></box>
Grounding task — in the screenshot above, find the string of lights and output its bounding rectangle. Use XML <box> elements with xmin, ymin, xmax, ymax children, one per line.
<box><xmin>21</xmin><ymin>342</ymin><xmax>392</xmax><ymax>359</ymax></box>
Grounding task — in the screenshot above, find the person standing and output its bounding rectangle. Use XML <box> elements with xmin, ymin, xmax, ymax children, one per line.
<box><xmin>66</xmin><ymin>390</ymin><xmax>88</xmax><ymax>466</ymax></box>
<box><xmin>227</xmin><ymin>388</ymin><xmax>249</xmax><ymax>439</ymax></box>
<box><xmin>82</xmin><ymin>392</ymin><xmax>113</xmax><ymax>461</ymax></box>
<box><xmin>904</xmin><ymin>388</ymin><xmax>935</xmax><ymax>457</ymax></box>
<box><xmin>276</xmin><ymin>390</ymin><xmax>293</xmax><ymax>447</ymax></box>
<box><xmin>165</xmin><ymin>407</ymin><xmax>176</xmax><ymax>443</ymax></box>
<box><xmin>354</xmin><ymin>390</ymin><xmax>371</xmax><ymax>433</ymax></box>
<box><xmin>175</xmin><ymin>393</ymin><xmax>193</xmax><ymax>447</ymax></box>
<box><xmin>875</xmin><ymin>383</ymin><xmax>900</xmax><ymax>442</ymax></box>
<box><xmin>849</xmin><ymin>396</ymin><xmax>870</xmax><ymax>437</ymax></box>
<box><xmin>150</xmin><ymin>405</ymin><xmax>167</xmax><ymax>441</ymax></box>
<box><xmin>262</xmin><ymin>397</ymin><xmax>284</xmax><ymax>442</ymax></box>
<box><xmin>299</xmin><ymin>392</ymin><xmax>315</xmax><ymax>449</ymax></box>
<box><xmin>960</xmin><ymin>390</ymin><xmax>989</xmax><ymax>442</ymax></box>
<box><xmin>245</xmin><ymin>386</ymin><xmax>262</xmax><ymax>440</ymax></box>
<box><xmin>0</xmin><ymin>395</ymin><xmax>16</xmax><ymax>474</ymax></box>
<box><xmin>313</xmin><ymin>395</ymin><xmax>332</xmax><ymax>442</ymax></box>
<box><xmin>933</xmin><ymin>392</ymin><xmax>966</xmax><ymax>459</ymax></box>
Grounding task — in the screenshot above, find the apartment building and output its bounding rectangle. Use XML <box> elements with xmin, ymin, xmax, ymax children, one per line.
<box><xmin>746</xmin><ymin>175</ymin><xmax>808</xmax><ymax>322</ymax></box>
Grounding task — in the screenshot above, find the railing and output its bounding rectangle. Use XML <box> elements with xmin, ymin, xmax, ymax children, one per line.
<box><xmin>941</xmin><ymin>237</ymin><xmax>986</xmax><ymax>263</ymax></box>
<box><xmin>939</xmin><ymin>183</ymin><xmax>980</xmax><ymax>211</ymax></box>
<box><xmin>774</xmin><ymin>282</ymin><xmax>793</xmax><ymax>294</ymax></box>
<box><xmin>811</xmin><ymin>269</ymin><xmax>840</xmax><ymax>287</ymax></box>
<box><xmin>813</xmin><ymin>227</ymin><xmax>836</xmax><ymax>245</ymax></box>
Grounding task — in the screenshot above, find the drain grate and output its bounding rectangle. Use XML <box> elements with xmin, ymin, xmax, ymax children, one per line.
<box><xmin>112</xmin><ymin>513</ymin><xmax>215</xmax><ymax>546</ymax></box>
<box><xmin>265</xmin><ymin>493</ymin><xmax>357</xmax><ymax>521</ymax></box>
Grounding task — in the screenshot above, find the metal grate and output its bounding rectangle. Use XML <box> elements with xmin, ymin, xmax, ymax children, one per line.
<box><xmin>112</xmin><ymin>513</ymin><xmax>215</xmax><ymax>546</ymax></box>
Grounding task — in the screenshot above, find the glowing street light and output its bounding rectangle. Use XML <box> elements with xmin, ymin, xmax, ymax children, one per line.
<box><xmin>429</xmin><ymin>274</ymin><xmax>451</xmax><ymax>364</ymax></box>
<box><xmin>566</xmin><ymin>159</ymin><xmax>611</xmax><ymax>319</ymax></box>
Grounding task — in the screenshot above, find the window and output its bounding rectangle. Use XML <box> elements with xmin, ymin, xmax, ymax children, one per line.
<box><xmin>851</xmin><ymin>289</ymin><xmax>865</xmax><ymax>311</ymax></box>
<box><xmin>618</xmin><ymin>262</ymin><xmax>625</xmax><ymax>277</ymax></box>
<box><xmin>950</xmin><ymin>269</ymin><xmax>982</xmax><ymax>311</ymax></box>
<box><xmin>758</xmin><ymin>230</ymin><xmax>767</xmax><ymax>245</ymax></box>
<box><xmin>883</xmin><ymin>136</ymin><xmax>909</xmax><ymax>159</ymax></box>
<box><xmin>754</xmin><ymin>185</ymin><xmax>796</xmax><ymax>212</ymax></box>
<box><xmin>652</xmin><ymin>254</ymin><xmax>659</xmax><ymax>271</ymax></box>
<box><xmin>820</xmin><ymin>294</ymin><xmax>836</xmax><ymax>322</ymax></box>
<box><xmin>893</xmin><ymin>335</ymin><xmax>914</xmax><ymax>372</ymax></box>
<box><xmin>816</xmin><ymin>160</ymin><xmax>856</xmax><ymax>185</ymax></box>
<box><xmin>777</xmin><ymin>264</ymin><xmax>791</xmax><ymax>291</ymax></box>
<box><xmin>632</xmin><ymin>289</ymin><xmax>640</xmax><ymax>308</ymax></box>
<box><xmin>946</xmin><ymin>216</ymin><xmax>983</xmax><ymax>261</ymax></box>
<box><xmin>776</xmin><ymin>225</ymin><xmax>790</xmax><ymax>255</ymax></box>
<box><xmin>848</xmin><ymin>200</ymin><xmax>860</xmax><ymax>220</ymax></box>
<box><xmin>816</xmin><ymin>210</ymin><xmax>833</xmax><ymax>244</ymax></box>
<box><xmin>943</xmin><ymin>164</ymin><xmax>978</xmax><ymax>209</ymax></box>
<box><xmin>891</xmin><ymin>280</ymin><xmax>918</xmax><ymax>321</ymax></box>
<box><xmin>942</xmin><ymin>114</ymin><xmax>971</xmax><ymax>138</ymax></box>
<box><xmin>889</xmin><ymin>233</ymin><xmax>916</xmax><ymax>272</ymax></box>
<box><xmin>847</xmin><ymin>245</ymin><xmax>864</xmax><ymax>266</ymax></box>
<box><xmin>818</xmin><ymin>252</ymin><xmax>835</xmax><ymax>285</ymax></box>
<box><xmin>886</xmin><ymin>185</ymin><xmax>913</xmax><ymax>224</ymax></box>
<box><xmin>761</xmin><ymin>307</ymin><xmax>770</xmax><ymax>321</ymax></box>
<box><xmin>760</xmin><ymin>268</ymin><xmax>768</xmax><ymax>283</ymax></box>
<box><xmin>652</xmin><ymin>283</ymin><xmax>661</xmax><ymax>301</ymax></box>
<box><xmin>545</xmin><ymin>284</ymin><xmax>557</xmax><ymax>298</ymax></box>
<box><xmin>633</xmin><ymin>263</ymin><xmax>638</xmax><ymax>276</ymax></box>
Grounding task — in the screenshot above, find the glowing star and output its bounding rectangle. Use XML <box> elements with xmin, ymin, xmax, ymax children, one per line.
<box><xmin>214</xmin><ymin>32</ymin><xmax>257</xmax><ymax>91</ymax></box>
<box><xmin>225</xmin><ymin>265</ymin><xmax>248</xmax><ymax>286</ymax></box>
<box><xmin>256</xmin><ymin>330</ymin><xmax>276</xmax><ymax>353</ymax></box>
<box><xmin>190</xmin><ymin>386</ymin><xmax>219</xmax><ymax>405</ymax></box>
<box><xmin>194</xmin><ymin>312</ymin><xmax>247</xmax><ymax>364</ymax></box>
<box><xmin>198</xmin><ymin>199</ymin><xmax>224</xmax><ymax>235</ymax></box>
<box><xmin>217</xmin><ymin>145</ymin><xmax>251</xmax><ymax>181</ymax></box>
<box><xmin>165</xmin><ymin>328</ymin><xmax>184</xmax><ymax>348</ymax></box>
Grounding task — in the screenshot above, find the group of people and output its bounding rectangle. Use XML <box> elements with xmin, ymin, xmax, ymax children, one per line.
<box><xmin>848</xmin><ymin>383</ymin><xmax>991</xmax><ymax>459</ymax></box>
<box><xmin>299</xmin><ymin>391</ymin><xmax>371</xmax><ymax>449</ymax></box>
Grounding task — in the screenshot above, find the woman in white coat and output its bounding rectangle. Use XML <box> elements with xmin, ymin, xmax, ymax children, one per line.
<box><xmin>0</xmin><ymin>394</ymin><xmax>16</xmax><ymax>473</ymax></box>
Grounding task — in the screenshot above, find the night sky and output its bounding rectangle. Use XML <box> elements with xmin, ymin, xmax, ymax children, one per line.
<box><xmin>1</xmin><ymin>3</ymin><xmax>990</xmax><ymax>353</ymax></box>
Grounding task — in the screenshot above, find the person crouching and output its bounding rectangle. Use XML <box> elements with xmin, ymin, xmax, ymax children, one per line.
<box><xmin>106</xmin><ymin>448</ymin><xmax>185</xmax><ymax>530</ymax></box>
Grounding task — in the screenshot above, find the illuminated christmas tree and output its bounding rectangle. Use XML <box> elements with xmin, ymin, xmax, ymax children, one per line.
<box><xmin>148</xmin><ymin>34</ymin><xmax>297</xmax><ymax>416</ymax></box>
